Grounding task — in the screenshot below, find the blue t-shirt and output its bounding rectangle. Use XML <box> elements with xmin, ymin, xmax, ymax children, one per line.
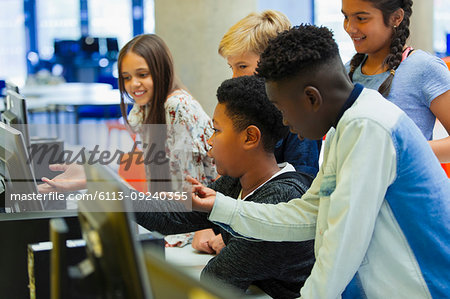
<box><xmin>346</xmin><ymin>50</ymin><xmax>450</xmax><ymax>140</ymax></box>
<box><xmin>275</xmin><ymin>132</ymin><xmax>321</xmax><ymax>178</ymax></box>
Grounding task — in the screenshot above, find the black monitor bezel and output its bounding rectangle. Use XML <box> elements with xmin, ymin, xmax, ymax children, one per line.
<box><xmin>2</xmin><ymin>90</ymin><xmax>31</xmax><ymax>150</ymax></box>
<box><xmin>0</xmin><ymin>122</ymin><xmax>42</xmax><ymax>212</ymax></box>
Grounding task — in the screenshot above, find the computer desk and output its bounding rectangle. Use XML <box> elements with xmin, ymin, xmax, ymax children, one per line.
<box><xmin>21</xmin><ymin>83</ymin><xmax>124</xmax><ymax>144</ymax></box>
<box><xmin>164</xmin><ymin>243</ymin><xmax>271</xmax><ymax>298</ymax></box>
<box><xmin>21</xmin><ymin>82</ymin><xmax>113</xmax><ymax>98</ymax></box>
<box><xmin>0</xmin><ymin>93</ymin><xmax>49</xmax><ymax>112</ymax></box>
<box><xmin>165</xmin><ymin>245</ymin><xmax>214</xmax><ymax>279</ymax></box>
<box><xmin>22</xmin><ymin>82</ymin><xmax>115</xmax><ymax>115</ymax></box>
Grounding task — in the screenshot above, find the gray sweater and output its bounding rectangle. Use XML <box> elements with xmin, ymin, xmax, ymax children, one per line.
<box><xmin>134</xmin><ymin>172</ymin><xmax>315</xmax><ymax>298</ymax></box>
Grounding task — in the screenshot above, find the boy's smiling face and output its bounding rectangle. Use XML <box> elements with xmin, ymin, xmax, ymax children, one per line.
<box><xmin>208</xmin><ymin>103</ymin><xmax>246</xmax><ymax>177</ymax></box>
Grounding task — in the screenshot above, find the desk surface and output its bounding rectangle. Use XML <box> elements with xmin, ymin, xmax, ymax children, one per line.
<box><xmin>165</xmin><ymin>245</ymin><xmax>214</xmax><ymax>279</ymax></box>
<box><xmin>43</xmin><ymin>89</ymin><xmax>121</xmax><ymax>106</ymax></box>
<box><xmin>164</xmin><ymin>245</ymin><xmax>271</xmax><ymax>298</ymax></box>
<box><xmin>1</xmin><ymin>83</ymin><xmax>124</xmax><ymax>112</ymax></box>
<box><xmin>22</xmin><ymin>83</ymin><xmax>122</xmax><ymax>107</ymax></box>
<box><xmin>21</xmin><ymin>82</ymin><xmax>113</xmax><ymax>97</ymax></box>
<box><xmin>0</xmin><ymin>95</ymin><xmax>49</xmax><ymax>112</ymax></box>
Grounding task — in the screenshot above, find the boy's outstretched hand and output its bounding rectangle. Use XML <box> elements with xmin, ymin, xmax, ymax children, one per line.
<box><xmin>186</xmin><ymin>176</ymin><xmax>216</xmax><ymax>212</ymax></box>
<box><xmin>38</xmin><ymin>163</ymin><xmax>87</xmax><ymax>193</ymax></box>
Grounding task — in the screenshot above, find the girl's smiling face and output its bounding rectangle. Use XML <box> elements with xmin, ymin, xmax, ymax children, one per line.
<box><xmin>342</xmin><ymin>0</ymin><xmax>396</xmax><ymax>56</ymax></box>
<box><xmin>121</xmin><ymin>51</ymin><xmax>154</xmax><ymax>106</ymax></box>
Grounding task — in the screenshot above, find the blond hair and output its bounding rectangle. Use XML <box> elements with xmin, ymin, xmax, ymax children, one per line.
<box><xmin>218</xmin><ymin>10</ymin><xmax>291</xmax><ymax>58</ymax></box>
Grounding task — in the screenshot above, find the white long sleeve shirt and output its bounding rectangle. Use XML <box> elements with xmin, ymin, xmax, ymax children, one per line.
<box><xmin>209</xmin><ymin>87</ymin><xmax>450</xmax><ymax>298</ymax></box>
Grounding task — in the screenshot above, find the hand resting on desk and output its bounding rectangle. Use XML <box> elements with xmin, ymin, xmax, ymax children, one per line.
<box><xmin>192</xmin><ymin>229</ymin><xmax>216</xmax><ymax>254</ymax></box>
<box><xmin>192</xmin><ymin>229</ymin><xmax>226</xmax><ymax>254</ymax></box>
<box><xmin>208</xmin><ymin>233</ymin><xmax>225</xmax><ymax>254</ymax></box>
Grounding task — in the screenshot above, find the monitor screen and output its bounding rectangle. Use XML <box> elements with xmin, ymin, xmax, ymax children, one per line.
<box><xmin>1</xmin><ymin>90</ymin><xmax>31</xmax><ymax>150</ymax></box>
<box><xmin>53</xmin><ymin>39</ymin><xmax>80</xmax><ymax>58</ymax></box>
<box><xmin>106</xmin><ymin>37</ymin><xmax>119</xmax><ymax>53</ymax></box>
<box><xmin>79</xmin><ymin>163</ymin><xmax>239</xmax><ymax>298</ymax></box>
<box><xmin>80</xmin><ymin>36</ymin><xmax>100</xmax><ymax>54</ymax></box>
<box><xmin>79</xmin><ymin>163</ymin><xmax>152</xmax><ymax>298</ymax></box>
<box><xmin>0</xmin><ymin>122</ymin><xmax>43</xmax><ymax>212</ymax></box>
<box><xmin>0</xmin><ymin>80</ymin><xmax>5</xmax><ymax>97</ymax></box>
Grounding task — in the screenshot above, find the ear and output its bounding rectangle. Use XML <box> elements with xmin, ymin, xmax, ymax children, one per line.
<box><xmin>304</xmin><ymin>86</ymin><xmax>323</xmax><ymax>112</ymax></box>
<box><xmin>390</xmin><ymin>8</ymin><xmax>404</xmax><ymax>28</ymax></box>
<box><xmin>242</xmin><ymin>125</ymin><xmax>261</xmax><ymax>150</ymax></box>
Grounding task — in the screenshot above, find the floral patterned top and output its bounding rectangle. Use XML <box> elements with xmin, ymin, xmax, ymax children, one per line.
<box><xmin>164</xmin><ymin>89</ymin><xmax>217</xmax><ymax>185</ymax></box>
<box><xmin>127</xmin><ymin>89</ymin><xmax>217</xmax><ymax>187</ymax></box>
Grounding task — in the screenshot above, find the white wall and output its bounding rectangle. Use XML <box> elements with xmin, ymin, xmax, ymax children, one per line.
<box><xmin>155</xmin><ymin>0</ymin><xmax>258</xmax><ymax>117</ymax></box>
<box><xmin>409</xmin><ymin>0</ymin><xmax>434</xmax><ymax>52</ymax></box>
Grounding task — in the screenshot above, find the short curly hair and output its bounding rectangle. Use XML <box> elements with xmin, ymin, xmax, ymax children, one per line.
<box><xmin>256</xmin><ymin>24</ymin><xmax>339</xmax><ymax>81</ymax></box>
<box><xmin>216</xmin><ymin>76</ymin><xmax>287</xmax><ymax>153</ymax></box>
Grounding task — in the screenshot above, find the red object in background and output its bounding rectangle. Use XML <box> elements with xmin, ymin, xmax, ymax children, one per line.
<box><xmin>118</xmin><ymin>152</ymin><xmax>148</xmax><ymax>193</ymax></box>
<box><xmin>442</xmin><ymin>56</ymin><xmax>450</xmax><ymax>70</ymax></box>
<box><xmin>442</xmin><ymin>163</ymin><xmax>450</xmax><ymax>178</ymax></box>
<box><xmin>440</xmin><ymin>57</ymin><xmax>450</xmax><ymax>178</ymax></box>
<box><xmin>106</xmin><ymin>120</ymin><xmax>147</xmax><ymax>191</ymax></box>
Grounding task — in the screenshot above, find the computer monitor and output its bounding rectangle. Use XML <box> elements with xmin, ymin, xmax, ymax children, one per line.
<box><xmin>53</xmin><ymin>39</ymin><xmax>80</xmax><ymax>59</ymax></box>
<box><xmin>78</xmin><ymin>163</ymin><xmax>152</xmax><ymax>298</ymax></box>
<box><xmin>1</xmin><ymin>80</ymin><xmax>19</xmax><ymax>114</ymax></box>
<box><xmin>106</xmin><ymin>37</ymin><xmax>119</xmax><ymax>53</ymax></box>
<box><xmin>1</xmin><ymin>90</ymin><xmax>31</xmax><ymax>150</ymax></box>
<box><xmin>5</xmin><ymin>80</ymin><xmax>20</xmax><ymax>93</ymax></box>
<box><xmin>80</xmin><ymin>36</ymin><xmax>100</xmax><ymax>55</ymax></box>
<box><xmin>76</xmin><ymin>163</ymin><xmax>239</xmax><ymax>298</ymax></box>
<box><xmin>0</xmin><ymin>211</ymin><xmax>80</xmax><ymax>299</ymax></box>
<box><xmin>0</xmin><ymin>122</ymin><xmax>43</xmax><ymax>212</ymax></box>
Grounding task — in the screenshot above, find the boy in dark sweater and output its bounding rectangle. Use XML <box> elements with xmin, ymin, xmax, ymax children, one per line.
<box><xmin>135</xmin><ymin>76</ymin><xmax>315</xmax><ymax>298</ymax></box>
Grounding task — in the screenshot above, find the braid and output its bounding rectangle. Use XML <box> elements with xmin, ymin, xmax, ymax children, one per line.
<box><xmin>348</xmin><ymin>53</ymin><xmax>365</xmax><ymax>81</ymax></box>
<box><xmin>378</xmin><ymin>0</ymin><xmax>413</xmax><ymax>97</ymax></box>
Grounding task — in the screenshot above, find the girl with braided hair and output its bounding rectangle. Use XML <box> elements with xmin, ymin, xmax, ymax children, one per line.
<box><xmin>342</xmin><ymin>0</ymin><xmax>450</xmax><ymax>162</ymax></box>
